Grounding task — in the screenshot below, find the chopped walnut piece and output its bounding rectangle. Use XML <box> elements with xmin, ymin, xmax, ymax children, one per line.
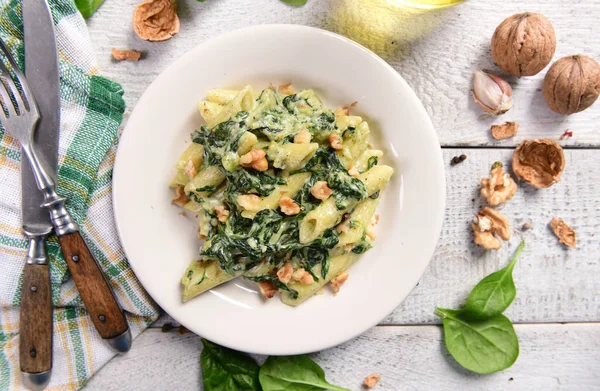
<box><xmin>133</xmin><ymin>0</ymin><xmax>180</xmax><ymax>42</ymax></box>
<box><xmin>350</xmin><ymin>101</ymin><xmax>358</xmax><ymax>107</ymax></box>
<box><xmin>549</xmin><ymin>218</ymin><xmax>576</xmax><ymax>248</ymax></box>
<box><xmin>491</xmin><ymin>121</ymin><xmax>519</xmax><ymax>140</ymax></box>
<box><xmin>183</xmin><ymin>159</ymin><xmax>197</xmax><ymax>179</ymax></box>
<box><xmin>294</xmin><ymin>129</ymin><xmax>311</xmax><ymax>144</ymax></box>
<box><xmin>512</xmin><ymin>139</ymin><xmax>565</xmax><ymax>188</ymax></box>
<box><xmin>277</xmin><ymin>82</ymin><xmax>294</xmax><ymax>95</ymax></box>
<box><xmin>237</xmin><ymin>194</ymin><xmax>261</xmax><ymax>211</ymax></box>
<box><xmin>292</xmin><ymin>268</ymin><xmax>314</xmax><ymax>285</ymax></box>
<box><xmin>334</xmin><ymin>107</ymin><xmax>350</xmax><ymax>117</ymax></box>
<box><xmin>111</xmin><ymin>48</ymin><xmax>142</xmax><ymax>61</ymax></box>
<box><xmin>330</xmin><ymin>272</ymin><xmax>349</xmax><ymax>295</ymax></box>
<box><xmin>480</xmin><ymin>162</ymin><xmax>518</xmax><ymax>206</ymax></box>
<box><xmin>214</xmin><ymin>205</ymin><xmax>229</xmax><ymax>223</ymax></box>
<box><xmin>257</xmin><ymin>281</ymin><xmax>277</xmax><ymax>299</ymax></box>
<box><xmin>364</xmin><ymin>373</ymin><xmax>381</xmax><ymax>389</ymax></box>
<box><xmin>311</xmin><ymin>181</ymin><xmax>333</xmax><ymax>201</ymax></box>
<box><xmin>279</xmin><ymin>196</ymin><xmax>300</xmax><ymax>216</ymax></box>
<box><xmin>277</xmin><ymin>262</ymin><xmax>294</xmax><ymax>284</ymax></box>
<box><xmin>239</xmin><ymin>148</ymin><xmax>268</xmax><ymax>171</ymax></box>
<box><xmin>348</xmin><ymin>165</ymin><xmax>360</xmax><ymax>178</ymax></box>
<box><xmin>472</xmin><ymin>207</ymin><xmax>511</xmax><ymax>250</ymax></box>
<box><xmin>328</xmin><ymin>134</ymin><xmax>343</xmax><ymax>150</ymax></box>
<box><xmin>171</xmin><ymin>186</ymin><xmax>188</xmax><ymax>206</ymax></box>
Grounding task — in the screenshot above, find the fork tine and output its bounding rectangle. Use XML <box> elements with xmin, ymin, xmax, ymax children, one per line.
<box><xmin>0</xmin><ymin>77</ymin><xmax>14</xmax><ymax>119</ymax></box>
<box><xmin>0</xmin><ymin>39</ymin><xmax>29</xmax><ymax>114</ymax></box>
<box><xmin>0</xmin><ymin>60</ymin><xmax>26</xmax><ymax>115</ymax></box>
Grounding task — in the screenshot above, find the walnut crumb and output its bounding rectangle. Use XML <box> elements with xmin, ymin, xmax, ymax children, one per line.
<box><xmin>491</xmin><ymin>121</ymin><xmax>519</xmax><ymax>140</ymax></box>
<box><xmin>311</xmin><ymin>181</ymin><xmax>333</xmax><ymax>201</ymax></box>
<box><xmin>328</xmin><ymin>134</ymin><xmax>343</xmax><ymax>150</ymax></box>
<box><xmin>334</xmin><ymin>107</ymin><xmax>350</xmax><ymax>117</ymax></box>
<box><xmin>214</xmin><ymin>205</ymin><xmax>229</xmax><ymax>223</ymax></box>
<box><xmin>277</xmin><ymin>262</ymin><xmax>294</xmax><ymax>284</ymax></box>
<box><xmin>472</xmin><ymin>207</ymin><xmax>511</xmax><ymax>250</ymax></box>
<box><xmin>549</xmin><ymin>218</ymin><xmax>576</xmax><ymax>248</ymax></box>
<box><xmin>292</xmin><ymin>268</ymin><xmax>314</xmax><ymax>285</ymax></box>
<box><xmin>480</xmin><ymin>162</ymin><xmax>517</xmax><ymax>206</ymax></box>
<box><xmin>363</xmin><ymin>373</ymin><xmax>381</xmax><ymax>389</ymax></box>
<box><xmin>277</xmin><ymin>82</ymin><xmax>294</xmax><ymax>95</ymax></box>
<box><xmin>522</xmin><ymin>221</ymin><xmax>533</xmax><ymax>231</ymax></box>
<box><xmin>239</xmin><ymin>148</ymin><xmax>268</xmax><ymax>171</ymax></box>
<box><xmin>171</xmin><ymin>186</ymin><xmax>188</xmax><ymax>206</ymax></box>
<box><xmin>111</xmin><ymin>48</ymin><xmax>142</xmax><ymax>61</ymax></box>
<box><xmin>279</xmin><ymin>196</ymin><xmax>300</xmax><ymax>216</ymax></box>
<box><xmin>257</xmin><ymin>281</ymin><xmax>277</xmax><ymax>299</ymax></box>
<box><xmin>294</xmin><ymin>129</ymin><xmax>311</xmax><ymax>144</ymax></box>
<box><xmin>330</xmin><ymin>272</ymin><xmax>349</xmax><ymax>295</ymax></box>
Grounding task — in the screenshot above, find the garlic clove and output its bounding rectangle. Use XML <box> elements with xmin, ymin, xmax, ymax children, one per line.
<box><xmin>472</xmin><ymin>70</ymin><xmax>513</xmax><ymax>115</ymax></box>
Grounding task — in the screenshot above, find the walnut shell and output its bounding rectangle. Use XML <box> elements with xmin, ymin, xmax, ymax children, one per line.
<box><xmin>542</xmin><ymin>55</ymin><xmax>600</xmax><ymax>115</ymax></box>
<box><xmin>512</xmin><ymin>139</ymin><xmax>565</xmax><ymax>188</ymax></box>
<box><xmin>491</xmin><ymin>13</ymin><xmax>556</xmax><ymax>77</ymax></box>
<box><xmin>133</xmin><ymin>0</ymin><xmax>179</xmax><ymax>42</ymax></box>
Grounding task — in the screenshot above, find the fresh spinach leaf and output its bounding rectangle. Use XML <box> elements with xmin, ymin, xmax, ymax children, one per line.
<box><xmin>280</xmin><ymin>0</ymin><xmax>308</xmax><ymax>7</ymax></box>
<box><xmin>435</xmin><ymin>308</ymin><xmax>519</xmax><ymax>374</ymax></box>
<box><xmin>201</xmin><ymin>339</ymin><xmax>261</xmax><ymax>391</ymax></box>
<box><xmin>259</xmin><ymin>355</ymin><xmax>349</xmax><ymax>391</ymax></box>
<box><xmin>74</xmin><ymin>0</ymin><xmax>105</xmax><ymax>17</ymax></box>
<box><xmin>464</xmin><ymin>241</ymin><xmax>525</xmax><ymax>318</ymax></box>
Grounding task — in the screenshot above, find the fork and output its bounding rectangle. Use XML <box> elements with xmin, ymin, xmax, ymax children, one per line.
<box><xmin>0</xmin><ymin>39</ymin><xmax>132</xmax><ymax>352</ymax></box>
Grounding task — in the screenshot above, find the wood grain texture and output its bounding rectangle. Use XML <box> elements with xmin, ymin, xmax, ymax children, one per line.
<box><xmin>149</xmin><ymin>148</ymin><xmax>600</xmax><ymax>327</ymax></box>
<box><xmin>59</xmin><ymin>232</ymin><xmax>128</xmax><ymax>339</ymax></box>
<box><xmin>83</xmin><ymin>324</ymin><xmax>600</xmax><ymax>390</ymax></box>
<box><xmin>19</xmin><ymin>264</ymin><xmax>52</xmax><ymax>374</ymax></box>
<box><xmin>86</xmin><ymin>0</ymin><xmax>600</xmax><ymax>147</ymax></box>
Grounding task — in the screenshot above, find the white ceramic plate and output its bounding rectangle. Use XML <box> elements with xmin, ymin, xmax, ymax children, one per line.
<box><xmin>113</xmin><ymin>25</ymin><xmax>445</xmax><ymax>355</ymax></box>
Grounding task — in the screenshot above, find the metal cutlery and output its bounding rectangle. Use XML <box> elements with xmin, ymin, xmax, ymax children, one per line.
<box><xmin>1</xmin><ymin>1</ymin><xmax>132</xmax><ymax>365</ymax></box>
<box><xmin>18</xmin><ymin>1</ymin><xmax>61</xmax><ymax>388</ymax></box>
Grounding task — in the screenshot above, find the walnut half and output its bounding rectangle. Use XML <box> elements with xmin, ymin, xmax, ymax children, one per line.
<box><xmin>133</xmin><ymin>0</ymin><xmax>180</xmax><ymax>42</ymax></box>
<box><xmin>480</xmin><ymin>162</ymin><xmax>517</xmax><ymax>206</ymax></box>
<box><xmin>512</xmin><ymin>139</ymin><xmax>565</xmax><ymax>188</ymax></box>
<box><xmin>549</xmin><ymin>218</ymin><xmax>576</xmax><ymax>248</ymax></box>
<box><xmin>472</xmin><ymin>207</ymin><xmax>511</xmax><ymax>250</ymax></box>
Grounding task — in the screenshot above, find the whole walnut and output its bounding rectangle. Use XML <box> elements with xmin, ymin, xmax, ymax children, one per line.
<box><xmin>491</xmin><ymin>13</ymin><xmax>556</xmax><ymax>77</ymax></box>
<box><xmin>542</xmin><ymin>55</ymin><xmax>600</xmax><ymax>115</ymax></box>
<box><xmin>133</xmin><ymin>0</ymin><xmax>179</xmax><ymax>42</ymax></box>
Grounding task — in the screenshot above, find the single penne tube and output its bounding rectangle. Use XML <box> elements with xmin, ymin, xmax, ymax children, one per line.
<box><xmin>184</xmin><ymin>166</ymin><xmax>226</xmax><ymax>197</ymax></box>
<box><xmin>338</xmin><ymin>197</ymin><xmax>380</xmax><ymax>246</ymax></box>
<box><xmin>299</xmin><ymin>165</ymin><xmax>393</xmax><ymax>243</ymax></box>
<box><xmin>355</xmin><ymin>149</ymin><xmax>383</xmax><ymax>172</ymax></box>
<box><xmin>206</xmin><ymin>89</ymin><xmax>239</xmax><ymax>105</ymax></box>
<box><xmin>211</xmin><ymin>85</ymin><xmax>255</xmax><ymax>126</ymax></box>
<box><xmin>198</xmin><ymin>101</ymin><xmax>224</xmax><ymax>128</ymax></box>
<box><xmin>280</xmin><ymin>252</ymin><xmax>360</xmax><ymax>306</ymax></box>
<box><xmin>169</xmin><ymin>143</ymin><xmax>204</xmax><ymax>187</ymax></box>
<box><xmin>267</xmin><ymin>142</ymin><xmax>319</xmax><ymax>171</ymax></box>
<box><xmin>181</xmin><ymin>260</ymin><xmax>239</xmax><ymax>302</ymax></box>
<box><xmin>237</xmin><ymin>132</ymin><xmax>258</xmax><ymax>155</ymax></box>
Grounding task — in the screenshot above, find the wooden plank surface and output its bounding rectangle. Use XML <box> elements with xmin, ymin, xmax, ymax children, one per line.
<box><xmin>83</xmin><ymin>323</ymin><xmax>600</xmax><ymax>390</ymax></box>
<box><xmin>86</xmin><ymin>0</ymin><xmax>600</xmax><ymax>147</ymax></box>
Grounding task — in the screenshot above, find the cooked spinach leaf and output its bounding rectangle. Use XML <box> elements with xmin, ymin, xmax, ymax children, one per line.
<box><xmin>201</xmin><ymin>339</ymin><xmax>261</xmax><ymax>391</ymax></box>
<box><xmin>367</xmin><ymin>156</ymin><xmax>378</xmax><ymax>170</ymax></box>
<box><xmin>246</xmin><ymin>275</ymin><xmax>299</xmax><ymax>299</ymax></box>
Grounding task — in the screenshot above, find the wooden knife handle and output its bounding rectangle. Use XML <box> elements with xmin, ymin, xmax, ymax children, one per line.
<box><xmin>58</xmin><ymin>232</ymin><xmax>129</xmax><ymax>340</ymax></box>
<box><xmin>19</xmin><ymin>263</ymin><xmax>52</xmax><ymax>375</ymax></box>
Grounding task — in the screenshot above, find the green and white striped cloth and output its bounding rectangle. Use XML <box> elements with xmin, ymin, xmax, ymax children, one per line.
<box><xmin>0</xmin><ymin>0</ymin><xmax>160</xmax><ymax>389</ymax></box>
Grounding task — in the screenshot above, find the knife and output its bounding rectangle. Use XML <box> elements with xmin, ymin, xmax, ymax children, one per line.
<box><xmin>21</xmin><ymin>0</ymin><xmax>131</xmax><ymax>353</ymax></box>
<box><xmin>19</xmin><ymin>0</ymin><xmax>59</xmax><ymax>388</ymax></box>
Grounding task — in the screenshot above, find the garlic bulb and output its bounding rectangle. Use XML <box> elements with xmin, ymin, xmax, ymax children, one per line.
<box><xmin>472</xmin><ymin>70</ymin><xmax>513</xmax><ymax>115</ymax></box>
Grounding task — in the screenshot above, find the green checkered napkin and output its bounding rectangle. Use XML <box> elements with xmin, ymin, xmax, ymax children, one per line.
<box><xmin>0</xmin><ymin>0</ymin><xmax>160</xmax><ymax>389</ymax></box>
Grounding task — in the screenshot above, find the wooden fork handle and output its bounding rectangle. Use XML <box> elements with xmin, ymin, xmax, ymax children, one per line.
<box><xmin>19</xmin><ymin>263</ymin><xmax>52</xmax><ymax>380</ymax></box>
<box><xmin>58</xmin><ymin>232</ymin><xmax>131</xmax><ymax>352</ymax></box>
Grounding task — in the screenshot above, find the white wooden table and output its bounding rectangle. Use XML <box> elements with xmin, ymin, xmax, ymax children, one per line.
<box><xmin>84</xmin><ymin>0</ymin><xmax>600</xmax><ymax>389</ymax></box>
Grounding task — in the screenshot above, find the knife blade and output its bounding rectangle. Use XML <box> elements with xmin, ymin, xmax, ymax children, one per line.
<box><xmin>20</xmin><ymin>0</ymin><xmax>132</xmax><ymax>355</ymax></box>
<box><xmin>19</xmin><ymin>0</ymin><xmax>59</xmax><ymax>389</ymax></box>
